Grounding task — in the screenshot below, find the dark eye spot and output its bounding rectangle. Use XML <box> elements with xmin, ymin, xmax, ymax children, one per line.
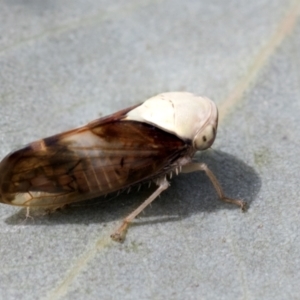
<box><xmin>202</xmin><ymin>136</ymin><xmax>207</xmax><ymax>142</ymax></box>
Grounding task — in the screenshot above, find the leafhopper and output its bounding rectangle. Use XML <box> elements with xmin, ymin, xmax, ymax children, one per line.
<box><xmin>0</xmin><ymin>92</ymin><xmax>246</xmax><ymax>241</ymax></box>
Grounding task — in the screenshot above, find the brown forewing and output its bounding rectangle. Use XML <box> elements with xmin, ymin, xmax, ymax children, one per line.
<box><xmin>0</xmin><ymin>107</ymin><xmax>190</xmax><ymax>207</ymax></box>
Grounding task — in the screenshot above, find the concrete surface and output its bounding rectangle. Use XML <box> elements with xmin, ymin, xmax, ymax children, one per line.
<box><xmin>0</xmin><ymin>0</ymin><xmax>300</xmax><ymax>299</ymax></box>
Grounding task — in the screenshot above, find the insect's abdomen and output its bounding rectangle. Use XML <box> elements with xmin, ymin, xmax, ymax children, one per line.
<box><xmin>0</xmin><ymin>121</ymin><xmax>188</xmax><ymax>207</ymax></box>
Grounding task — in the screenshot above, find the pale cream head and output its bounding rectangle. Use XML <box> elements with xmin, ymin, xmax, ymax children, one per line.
<box><xmin>125</xmin><ymin>92</ymin><xmax>218</xmax><ymax>150</ymax></box>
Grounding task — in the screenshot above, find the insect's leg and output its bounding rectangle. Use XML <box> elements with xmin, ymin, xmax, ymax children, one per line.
<box><xmin>22</xmin><ymin>207</ymin><xmax>34</xmax><ymax>223</ymax></box>
<box><xmin>182</xmin><ymin>162</ymin><xmax>247</xmax><ymax>211</ymax></box>
<box><xmin>111</xmin><ymin>177</ymin><xmax>169</xmax><ymax>242</ymax></box>
<box><xmin>26</xmin><ymin>207</ymin><xmax>30</xmax><ymax>218</ymax></box>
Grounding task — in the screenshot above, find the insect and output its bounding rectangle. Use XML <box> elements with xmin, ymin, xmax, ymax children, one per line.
<box><xmin>0</xmin><ymin>92</ymin><xmax>246</xmax><ymax>242</ymax></box>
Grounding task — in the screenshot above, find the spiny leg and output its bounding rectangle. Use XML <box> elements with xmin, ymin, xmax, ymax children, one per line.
<box><xmin>111</xmin><ymin>177</ymin><xmax>170</xmax><ymax>242</ymax></box>
<box><xmin>182</xmin><ymin>162</ymin><xmax>247</xmax><ymax>211</ymax></box>
<box><xmin>44</xmin><ymin>204</ymin><xmax>68</xmax><ymax>215</ymax></box>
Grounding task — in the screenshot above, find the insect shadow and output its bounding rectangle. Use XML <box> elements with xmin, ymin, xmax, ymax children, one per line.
<box><xmin>5</xmin><ymin>149</ymin><xmax>261</xmax><ymax>227</ymax></box>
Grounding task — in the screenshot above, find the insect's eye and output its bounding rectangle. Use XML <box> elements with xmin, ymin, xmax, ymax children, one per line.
<box><xmin>193</xmin><ymin>125</ymin><xmax>217</xmax><ymax>150</ymax></box>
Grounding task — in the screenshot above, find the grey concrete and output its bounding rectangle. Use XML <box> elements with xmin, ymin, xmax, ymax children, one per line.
<box><xmin>0</xmin><ymin>0</ymin><xmax>300</xmax><ymax>299</ymax></box>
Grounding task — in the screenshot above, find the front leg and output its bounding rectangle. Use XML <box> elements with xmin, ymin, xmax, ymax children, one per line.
<box><xmin>182</xmin><ymin>162</ymin><xmax>247</xmax><ymax>211</ymax></box>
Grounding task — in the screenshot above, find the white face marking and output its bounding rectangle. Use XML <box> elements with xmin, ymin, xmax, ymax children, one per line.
<box><xmin>125</xmin><ymin>92</ymin><xmax>218</xmax><ymax>150</ymax></box>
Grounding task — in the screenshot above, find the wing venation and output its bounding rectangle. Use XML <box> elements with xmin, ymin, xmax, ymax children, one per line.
<box><xmin>0</xmin><ymin>118</ymin><xmax>189</xmax><ymax>207</ymax></box>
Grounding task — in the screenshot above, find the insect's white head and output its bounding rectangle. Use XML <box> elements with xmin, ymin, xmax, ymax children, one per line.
<box><xmin>125</xmin><ymin>92</ymin><xmax>218</xmax><ymax>150</ymax></box>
